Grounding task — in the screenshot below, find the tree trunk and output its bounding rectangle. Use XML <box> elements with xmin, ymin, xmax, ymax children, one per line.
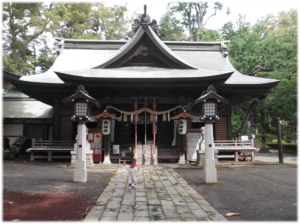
<box><xmin>240</xmin><ymin>100</ymin><xmax>258</xmax><ymax>136</ymax></box>
<box><xmin>260</xmin><ymin>111</ymin><xmax>268</xmax><ymax>133</ymax></box>
<box><xmin>188</xmin><ymin>15</ymin><xmax>192</xmax><ymax>41</ymax></box>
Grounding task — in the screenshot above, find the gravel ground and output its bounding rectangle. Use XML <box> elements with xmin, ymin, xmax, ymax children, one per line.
<box><xmin>3</xmin><ymin>161</ymin><xmax>115</xmax><ymax>221</ymax></box>
<box><xmin>175</xmin><ymin>164</ymin><xmax>298</xmax><ymax>221</ymax></box>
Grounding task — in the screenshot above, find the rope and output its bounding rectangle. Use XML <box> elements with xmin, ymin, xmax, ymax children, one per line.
<box><xmin>105</xmin><ymin>105</ymin><xmax>185</xmax><ymax>116</ymax></box>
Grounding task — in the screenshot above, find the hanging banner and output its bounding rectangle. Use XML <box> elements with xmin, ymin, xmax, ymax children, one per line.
<box><xmin>172</xmin><ymin>120</ymin><xmax>178</xmax><ymax>146</ymax></box>
<box><xmin>135</xmin><ymin>98</ymin><xmax>137</xmax><ymax>154</ymax></box>
<box><xmin>153</xmin><ymin>97</ymin><xmax>156</xmax><ymax>151</ymax></box>
<box><xmin>111</xmin><ymin>114</ymin><xmax>116</xmax><ymax>142</ymax></box>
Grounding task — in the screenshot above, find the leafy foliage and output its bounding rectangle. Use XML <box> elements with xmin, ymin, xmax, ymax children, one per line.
<box><xmin>168</xmin><ymin>2</ymin><xmax>228</xmax><ymax>41</ymax></box>
<box><xmin>197</xmin><ymin>28</ymin><xmax>222</xmax><ymax>41</ymax></box>
<box><xmin>221</xmin><ymin>9</ymin><xmax>297</xmax><ymax>137</ymax></box>
<box><xmin>158</xmin><ymin>11</ymin><xmax>187</xmax><ymax>41</ymax></box>
<box><xmin>2</xmin><ymin>3</ymin><xmax>55</xmax><ymax>75</ymax></box>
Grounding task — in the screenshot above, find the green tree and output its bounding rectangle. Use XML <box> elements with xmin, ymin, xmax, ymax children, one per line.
<box><xmin>92</xmin><ymin>4</ymin><xmax>136</xmax><ymax>40</ymax></box>
<box><xmin>221</xmin><ymin>10</ymin><xmax>297</xmax><ymax>135</ymax></box>
<box><xmin>2</xmin><ymin>51</ymin><xmax>22</xmax><ymax>75</ymax></box>
<box><xmin>49</xmin><ymin>3</ymin><xmax>134</xmax><ymax>40</ymax></box>
<box><xmin>158</xmin><ymin>12</ymin><xmax>188</xmax><ymax>41</ymax></box>
<box><xmin>48</xmin><ymin>2</ymin><xmax>94</xmax><ymax>39</ymax></box>
<box><xmin>169</xmin><ymin>2</ymin><xmax>194</xmax><ymax>41</ymax></box>
<box><xmin>197</xmin><ymin>28</ymin><xmax>222</xmax><ymax>41</ymax></box>
<box><xmin>3</xmin><ymin>3</ymin><xmax>55</xmax><ymax>75</ymax></box>
<box><xmin>168</xmin><ymin>2</ymin><xmax>229</xmax><ymax>41</ymax></box>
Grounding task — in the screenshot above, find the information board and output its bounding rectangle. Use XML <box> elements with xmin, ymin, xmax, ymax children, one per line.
<box><xmin>87</xmin><ymin>130</ymin><xmax>102</xmax><ymax>163</ymax></box>
<box><xmin>186</xmin><ymin>130</ymin><xmax>202</xmax><ymax>161</ymax></box>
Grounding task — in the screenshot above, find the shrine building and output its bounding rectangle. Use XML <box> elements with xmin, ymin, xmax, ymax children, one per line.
<box><xmin>3</xmin><ymin>8</ymin><xmax>280</xmax><ymax>164</ymax></box>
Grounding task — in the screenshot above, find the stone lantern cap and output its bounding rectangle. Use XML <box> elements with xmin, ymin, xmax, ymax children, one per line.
<box><xmin>62</xmin><ymin>85</ymin><xmax>101</xmax><ymax>108</ymax></box>
<box><xmin>193</xmin><ymin>85</ymin><xmax>229</xmax><ymax>106</ymax></box>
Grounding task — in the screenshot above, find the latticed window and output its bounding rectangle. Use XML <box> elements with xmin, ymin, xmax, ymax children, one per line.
<box><xmin>204</xmin><ymin>103</ymin><xmax>215</xmax><ymax>116</ymax></box>
<box><xmin>76</xmin><ymin>103</ymin><xmax>87</xmax><ymax>116</ymax></box>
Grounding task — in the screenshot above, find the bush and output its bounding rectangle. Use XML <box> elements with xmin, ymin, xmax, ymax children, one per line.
<box><xmin>10</xmin><ymin>136</ymin><xmax>31</xmax><ymax>157</ymax></box>
<box><xmin>267</xmin><ymin>143</ymin><xmax>297</xmax><ymax>153</ymax></box>
<box><xmin>3</xmin><ymin>148</ymin><xmax>14</xmax><ymax>160</ymax></box>
<box><xmin>3</xmin><ymin>137</ymin><xmax>10</xmax><ymax>149</ymax></box>
<box><xmin>3</xmin><ymin>137</ymin><xmax>14</xmax><ymax>160</ymax></box>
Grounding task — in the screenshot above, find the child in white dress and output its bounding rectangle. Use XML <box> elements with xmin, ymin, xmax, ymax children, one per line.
<box><xmin>124</xmin><ymin>159</ymin><xmax>139</xmax><ymax>189</ymax></box>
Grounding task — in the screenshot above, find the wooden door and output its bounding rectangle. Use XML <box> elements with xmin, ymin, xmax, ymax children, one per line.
<box><xmin>87</xmin><ymin>130</ymin><xmax>102</xmax><ymax>163</ymax></box>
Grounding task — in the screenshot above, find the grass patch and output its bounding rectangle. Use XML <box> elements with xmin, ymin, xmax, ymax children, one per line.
<box><xmin>216</xmin><ymin>166</ymin><xmax>232</xmax><ymax>170</ymax></box>
<box><xmin>104</xmin><ymin>171</ymin><xmax>117</xmax><ymax>185</ymax></box>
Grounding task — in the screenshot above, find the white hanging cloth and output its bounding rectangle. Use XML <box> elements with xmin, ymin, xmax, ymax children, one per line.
<box><xmin>155</xmin><ymin>114</ymin><xmax>158</xmax><ymax>122</ymax></box>
<box><xmin>111</xmin><ymin>114</ymin><xmax>116</xmax><ymax>142</ymax></box>
<box><xmin>131</xmin><ymin>114</ymin><xmax>133</xmax><ymax>123</ymax></box>
<box><xmin>172</xmin><ymin>120</ymin><xmax>178</xmax><ymax>146</ymax></box>
<box><xmin>119</xmin><ymin>112</ymin><xmax>122</xmax><ymax>121</ymax></box>
<box><xmin>168</xmin><ymin>111</ymin><xmax>170</xmax><ymax>122</ymax></box>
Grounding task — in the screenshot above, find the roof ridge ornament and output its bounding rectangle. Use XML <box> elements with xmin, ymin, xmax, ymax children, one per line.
<box><xmin>128</xmin><ymin>4</ymin><xmax>158</xmax><ymax>38</ymax></box>
<box><xmin>201</xmin><ymin>85</ymin><xmax>216</xmax><ymax>96</ymax></box>
<box><xmin>75</xmin><ymin>85</ymin><xmax>89</xmax><ymax>95</ymax></box>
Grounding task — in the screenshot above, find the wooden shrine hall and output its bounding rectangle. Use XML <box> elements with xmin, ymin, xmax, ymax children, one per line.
<box><xmin>3</xmin><ymin>6</ymin><xmax>280</xmax><ymax>164</ymax></box>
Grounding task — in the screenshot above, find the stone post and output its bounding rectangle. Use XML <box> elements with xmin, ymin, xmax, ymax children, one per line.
<box><xmin>73</xmin><ymin>121</ymin><xmax>87</xmax><ymax>183</ymax></box>
<box><xmin>203</xmin><ymin>122</ymin><xmax>217</xmax><ymax>184</ymax></box>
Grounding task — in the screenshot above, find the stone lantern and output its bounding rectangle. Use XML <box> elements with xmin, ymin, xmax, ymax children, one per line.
<box><xmin>63</xmin><ymin>85</ymin><xmax>100</xmax><ymax>183</ymax></box>
<box><xmin>193</xmin><ymin>85</ymin><xmax>229</xmax><ymax>184</ymax></box>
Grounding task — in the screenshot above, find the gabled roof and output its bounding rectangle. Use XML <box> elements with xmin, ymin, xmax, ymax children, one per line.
<box><xmin>92</xmin><ymin>26</ymin><xmax>196</xmax><ymax>69</ymax></box>
<box><xmin>170</xmin><ymin>111</ymin><xmax>198</xmax><ymax>120</ymax></box>
<box><xmin>92</xmin><ymin>111</ymin><xmax>119</xmax><ymax>120</ymax></box>
<box><xmin>3</xmin><ymin>7</ymin><xmax>279</xmax><ymax>92</ymax></box>
<box><xmin>193</xmin><ymin>85</ymin><xmax>229</xmax><ymax>106</ymax></box>
<box><xmin>62</xmin><ymin>85</ymin><xmax>101</xmax><ymax>107</ymax></box>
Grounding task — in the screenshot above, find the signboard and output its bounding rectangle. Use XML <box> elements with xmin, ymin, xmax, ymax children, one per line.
<box><xmin>113</xmin><ymin>145</ymin><xmax>120</xmax><ymax>154</ymax></box>
<box><xmin>178</xmin><ymin>119</ymin><xmax>187</xmax><ymax>135</ymax></box>
<box><xmin>102</xmin><ymin>119</ymin><xmax>111</xmax><ymax>135</ymax></box>
<box><xmin>87</xmin><ymin>130</ymin><xmax>102</xmax><ymax>163</ymax></box>
<box><xmin>186</xmin><ymin>130</ymin><xmax>202</xmax><ymax>161</ymax></box>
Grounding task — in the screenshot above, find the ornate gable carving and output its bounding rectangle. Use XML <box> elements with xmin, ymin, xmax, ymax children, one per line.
<box><xmin>128</xmin><ymin>5</ymin><xmax>158</xmax><ymax>38</ymax></box>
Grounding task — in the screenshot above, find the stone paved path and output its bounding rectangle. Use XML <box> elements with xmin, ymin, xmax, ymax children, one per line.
<box><xmin>84</xmin><ymin>167</ymin><xmax>227</xmax><ymax>222</ymax></box>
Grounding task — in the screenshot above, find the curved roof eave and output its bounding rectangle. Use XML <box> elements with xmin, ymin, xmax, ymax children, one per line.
<box><xmin>54</xmin><ymin>68</ymin><xmax>234</xmax><ymax>84</ymax></box>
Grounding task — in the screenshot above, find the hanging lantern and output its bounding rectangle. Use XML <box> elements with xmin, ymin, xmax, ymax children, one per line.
<box><xmin>102</xmin><ymin>119</ymin><xmax>111</xmax><ymax>135</ymax></box>
<box><xmin>178</xmin><ymin>119</ymin><xmax>187</xmax><ymax>135</ymax></box>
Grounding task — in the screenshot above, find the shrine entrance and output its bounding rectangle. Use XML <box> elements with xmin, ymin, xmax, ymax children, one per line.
<box><xmin>135</xmin><ymin>124</ymin><xmax>153</xmax><ymax>145</ymax></box>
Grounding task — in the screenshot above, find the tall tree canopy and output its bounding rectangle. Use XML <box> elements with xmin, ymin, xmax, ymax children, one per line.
<box><xmin>221</xmin><ymin>9</ymin><xmax>297</xmax><ymax>136</ymax></box>
<box><xmin>2</xmin><ymin>2</ymin><xmax>55</xmax><ymax>75</ymax></box>
<box><xmin>158</xmin><ymin>11</ymin><xmax>188</xmax><ymax>41</ymax></box>
<box><xmin>168</xmin><ymin>2</ymin><xmax>229</xmax><ymax>41</ymax></box>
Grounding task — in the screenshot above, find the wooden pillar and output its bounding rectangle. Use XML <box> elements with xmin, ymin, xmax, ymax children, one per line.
<box><xmin>234</xmin><ymin>151</ymin><xmax>238</xmax><ymax>161</ymax></box>
<box><xmin>227</xmin><ymin>103</ymin><xmax>232</xmax><ymax>140</ymax></box>
<box><xmin>277</xmin><ymin>118</ymin><xmax>283</xmax><ymax>163</ymax></box>
<box><xmin>52</xmin><ymin>101</ymin><xmax>61</xmax><ymax>140</ymax></box>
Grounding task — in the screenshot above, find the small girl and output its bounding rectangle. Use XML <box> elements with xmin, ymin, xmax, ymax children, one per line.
<box><xmin>124</xmin><ymin>159</ymin><xmax>139</xmax><ymax>189</ymax></box>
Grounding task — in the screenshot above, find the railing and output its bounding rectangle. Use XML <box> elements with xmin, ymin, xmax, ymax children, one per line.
<box><xmin>32</xmin><ymin>139</ymin><xmax>75</xmax><ymax>148</ymax></box>
<box><xmin>214</xmin><ymin>139</ymin><xmax>254</xmax><ymax>148</ymax></box>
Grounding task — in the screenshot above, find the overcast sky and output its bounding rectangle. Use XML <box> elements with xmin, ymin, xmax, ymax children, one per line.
<box><xmin>107</xmin><ymin>0</ymin><xmax>298</xmax><ymax>31</ymax></box>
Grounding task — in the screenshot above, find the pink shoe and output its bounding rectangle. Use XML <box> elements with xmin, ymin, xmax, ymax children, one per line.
<box><xmin>133</xmin><ymin>185</ymin><xmax>137</xmax><ymax>189</ymax></box>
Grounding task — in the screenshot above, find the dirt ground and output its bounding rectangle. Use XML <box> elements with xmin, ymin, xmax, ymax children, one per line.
<box><xmin>175</xmin><ymin>164</ymin><xmax>298</xmax><ymax>221</ymax></box>
<box><xmin>2</xmin><ymin>160</ymin><xmax>115</xmax><ymax>221</ymax></box>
